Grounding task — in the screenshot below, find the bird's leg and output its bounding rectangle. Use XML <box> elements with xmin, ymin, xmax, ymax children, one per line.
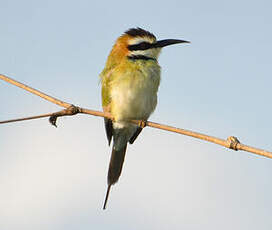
<box><xmin>49</xmin><ymin>105</ymin><xmax>81</xmax><ymax>127</ymax></box>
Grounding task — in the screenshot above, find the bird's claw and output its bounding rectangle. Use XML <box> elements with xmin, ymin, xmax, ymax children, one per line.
<box><xmin>138</xmin><ymin>120</ymin><xmax>147</xmax><ymax>128</ymax></box>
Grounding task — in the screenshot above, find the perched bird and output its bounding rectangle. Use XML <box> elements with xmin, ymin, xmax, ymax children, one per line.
<box><xmin>100</xmin><ymin>27</ymin><xmax>189</xmax><ymax>209</ymax></box>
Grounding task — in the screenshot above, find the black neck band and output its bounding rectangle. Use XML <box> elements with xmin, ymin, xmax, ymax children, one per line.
<box><xmin>128</xmin><ymin>55</ymin><xmax>156</xmax><ymax>61</ymax></box>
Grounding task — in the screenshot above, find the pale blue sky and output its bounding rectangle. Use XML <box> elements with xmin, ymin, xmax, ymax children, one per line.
<box><xmin>1</xmin><ymin>0</ymin><xmax>272</xmax><ymax>229</ymax></box>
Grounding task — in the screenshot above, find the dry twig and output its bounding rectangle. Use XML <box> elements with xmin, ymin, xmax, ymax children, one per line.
<box><xmin>1</xmin><ymin>74</ymin><xmax>271</xmax><ymax>159</ymax></box>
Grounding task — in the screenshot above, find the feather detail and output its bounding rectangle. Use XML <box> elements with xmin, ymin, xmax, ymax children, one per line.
<box><xmin>103</xmin><ymin>138</ymin><xmax>127</xmax><ymax>209</ymax></box>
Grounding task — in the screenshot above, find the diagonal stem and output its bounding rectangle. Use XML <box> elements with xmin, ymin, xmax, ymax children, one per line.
<box><xmin>0</xmin><ymin>74</ymin><xmax>71</xmax><ymax>108</ymax></box>
<box><xmin>1</xmin><ymin>74</ymin><xmax>271</xmax><ymax>159</ymax></box>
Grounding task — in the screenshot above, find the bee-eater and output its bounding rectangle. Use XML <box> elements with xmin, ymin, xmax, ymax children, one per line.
<box><xmin>100</xmin><ymin>27</ymin><xmax>189</xmax><ymax>209</ymax></box>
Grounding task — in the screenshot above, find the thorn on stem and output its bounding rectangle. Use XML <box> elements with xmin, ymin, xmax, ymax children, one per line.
<box><xmin>49</xmin><ymin>115</ymin><xmax>58</xmax><ymax>127</ymax></box>
<box><xmin>227</xmin><ymin>136</ymin><xmax>240</xmax><ymax>151</ymax></box>
<box><xmin>48</xmin><ymin>105</ymin><xmax>80</xmax><ymax>128</ymax></box>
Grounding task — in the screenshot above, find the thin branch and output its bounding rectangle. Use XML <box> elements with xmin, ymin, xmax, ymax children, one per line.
<box><xmin>1</xmin><ymin>74</ymin><xmax>271</xmax><ymax>159</ymax></box>
<box><xmin>143</xmin><ymin>122</ymin><xmax>272</xmax><ymax>158</ymax></box>
<box><xmin>0</xmin><ymin>74</ymin><xmax>71</xmax><ymax>108</ymax></box>
<box><xmin>0</xmin><ymin>113</ymin><xmax>53</xmax><ymax>124</ymax></box>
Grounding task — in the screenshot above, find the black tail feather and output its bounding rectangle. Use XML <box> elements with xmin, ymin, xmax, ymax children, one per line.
<box><xmin>103</xmin><ymin>143</ymin><xmax>127</xmax><ymax>209</ymax></box>
<box><xmin>103</xmin><ymin>185</ymin><xmax>111</xmax><ymax>210</ymax></box>
<box><xmin>108</xmin><ymin>144</ymin><xmax>127</xmax><ymax>184</ymax></box>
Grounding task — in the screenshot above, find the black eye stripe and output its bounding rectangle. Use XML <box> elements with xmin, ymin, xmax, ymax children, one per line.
<box><xmin>128</xmin><ymin>42</ymin><xmax>152</xmax><ymax>51</ymax></box>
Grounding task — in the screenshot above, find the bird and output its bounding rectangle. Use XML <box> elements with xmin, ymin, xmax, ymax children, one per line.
<box><xmin>100</xmin><ymin>27</ymin><xmax>189</xmax><ymax>209</ymax></box>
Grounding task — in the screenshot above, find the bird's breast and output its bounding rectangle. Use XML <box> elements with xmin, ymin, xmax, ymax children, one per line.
<box><xmin>110</xmin><ymin>62</ymin><xmax>160</xmax><ymax>122</ymax></box>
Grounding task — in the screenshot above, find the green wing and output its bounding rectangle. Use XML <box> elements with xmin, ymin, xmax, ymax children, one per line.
<box><xmin>100</xmin><ymin>67</ymin><xmax>114</xmax><ymax>146</ymax></box>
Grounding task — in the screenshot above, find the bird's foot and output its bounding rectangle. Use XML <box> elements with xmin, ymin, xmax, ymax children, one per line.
<box><xmin>138</xmin><ymin>120</ymin><xmax>147</xmax><ymax>128</ymax></box>
<box><xmin>49</xmin><ymin>105</ymin><xmax>81</xmax><ymax>127</ymax></box>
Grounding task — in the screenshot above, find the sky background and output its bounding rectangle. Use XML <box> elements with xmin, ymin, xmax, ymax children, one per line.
<box><xmin>1</xmin><ymin>0</ymin><xmax>272</xmax><ymax>229</ymax></box>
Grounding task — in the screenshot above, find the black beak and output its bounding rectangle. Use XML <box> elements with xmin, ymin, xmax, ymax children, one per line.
<box><xmin>152</xmin><ymin>39</ymin><xmax>190</xmax><ymax>48</ymax></box>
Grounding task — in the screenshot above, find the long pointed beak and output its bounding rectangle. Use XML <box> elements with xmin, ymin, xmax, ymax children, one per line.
<box><xmin>152</xmin><ymin>39</ymin><xmax>190</xmax><ymax>48</ymax></box>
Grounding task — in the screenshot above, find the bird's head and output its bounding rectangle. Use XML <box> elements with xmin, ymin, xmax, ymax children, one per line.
<box><xmin>107</xmin><ymin>27</ymin><xmax>189</xmax><ymax>65</ymax></box>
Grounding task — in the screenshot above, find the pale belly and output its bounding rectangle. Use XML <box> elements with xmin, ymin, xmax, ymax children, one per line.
<box><xmin>110</xmin><ymin>74</ymin><xmax>159</xmax><ymax>123</ymax></box>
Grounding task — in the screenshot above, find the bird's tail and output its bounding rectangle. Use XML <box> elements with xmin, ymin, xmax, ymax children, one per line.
<box><xmin>103</xmin><ymin>142</ymin><xmax>127</xmax><ymax>209</ymax></box>
<box><xmin>103</xmin><ymin>185</ymin><xmax>111</xmax><ymax>210</ymax></box>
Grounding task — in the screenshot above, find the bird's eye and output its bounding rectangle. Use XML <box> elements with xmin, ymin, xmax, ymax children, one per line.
<box><xmin>128</xmin><ymin>42</ymin><xmax>152</xmax><ymax>51</ymax></box>
<box><xmin>138</xmin><ymin>42</ymin><xmax>150</xmax><ymax>49</ymax></box>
